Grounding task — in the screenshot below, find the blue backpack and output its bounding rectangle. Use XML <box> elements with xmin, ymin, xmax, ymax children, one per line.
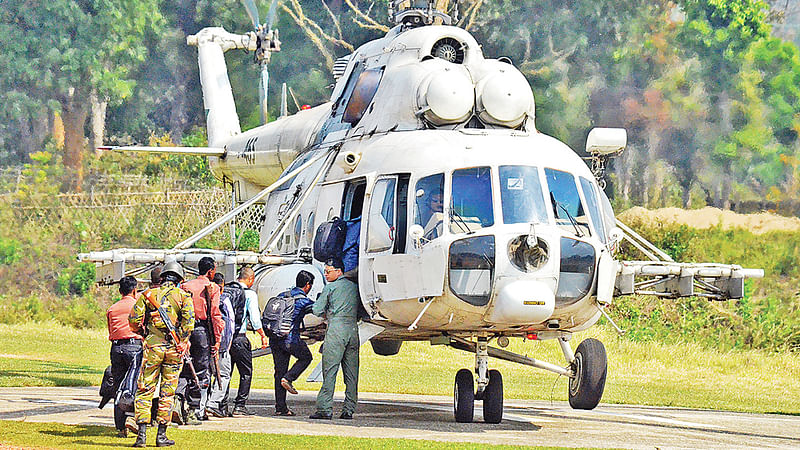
<box><xmin>313</xmin><ymin>217</ymin><xmax>347</xmax><ymax>262</ymax></box>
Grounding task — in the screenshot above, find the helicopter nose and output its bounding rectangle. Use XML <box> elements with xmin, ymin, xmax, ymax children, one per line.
<box><xmin>486</xmin><ymin>279</ymin><xmax>555</xmax><ymax>325</ymax></box>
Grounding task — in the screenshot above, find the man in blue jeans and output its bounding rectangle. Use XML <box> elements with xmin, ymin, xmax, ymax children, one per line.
<box><xmin>105</xmin><ymin>275</ymin><xmax>143</xmax><ymax>436</ymax></box>
<box><xmin>270</xmin><ymin>270</ymin><xmax>315</xmax><ymax>416</ymax></box>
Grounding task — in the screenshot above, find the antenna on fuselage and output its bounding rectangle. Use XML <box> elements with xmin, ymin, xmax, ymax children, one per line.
<box><xmin>388</xmin><ymin>1</ymin><xmax>459</xmax><ymax>27</ymax></box>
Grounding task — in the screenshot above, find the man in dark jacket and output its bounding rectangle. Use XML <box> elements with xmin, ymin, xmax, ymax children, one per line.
<box><xmin>270</xmin><ymin>270</ymin><xmax>315</xmax><ymax>416</ymax></box>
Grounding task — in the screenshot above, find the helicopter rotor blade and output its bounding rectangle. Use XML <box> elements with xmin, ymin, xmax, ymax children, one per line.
<box><xmin>259</xmin><ymin>63</ymin><xmax>270</xmax><ymax>124</ymax></box>
<box><xmin>240</xmin><ymin>0</ymin><xmax>261</xmax><ymax>30</ymax></box>
<box><xmin>266</xmin><ymin>0</ymin><xmax>279</xmax><ymax>30</ymax></box>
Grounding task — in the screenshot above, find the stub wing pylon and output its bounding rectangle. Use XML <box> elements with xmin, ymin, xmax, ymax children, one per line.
<box><xmin>613</xmin><ymin>220</ymin><xmax>764</xmax><ymax>300</ymax></box>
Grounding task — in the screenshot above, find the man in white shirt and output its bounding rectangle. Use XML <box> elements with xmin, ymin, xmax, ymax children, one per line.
<box><xmin>226</xmin><ymin>267</ymin><xmax>268</xmax><ymax>416</ymax></box>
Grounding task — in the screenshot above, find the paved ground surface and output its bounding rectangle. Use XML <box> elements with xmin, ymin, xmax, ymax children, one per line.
<box><xmin>1</xmin><ymin>387</ymin><xmax>798</xmax><ymax>449</ymax></box>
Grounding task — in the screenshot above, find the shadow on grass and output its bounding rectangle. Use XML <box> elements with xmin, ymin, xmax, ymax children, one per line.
<box><xmin>0</xmin><ymin>359</ymin><xmax>101</xmax><ymax>386</ymax></box>
<box><xmin>42</xmin><ymin>425</ymin><xmax>125</xmax><ymax>448</ymax></box>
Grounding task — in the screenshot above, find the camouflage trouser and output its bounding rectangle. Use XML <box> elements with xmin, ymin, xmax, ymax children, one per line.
<box><xmin>135</xmin><ymin>343</ymin><xmax>182</xmax><ymax>424</ymax></box>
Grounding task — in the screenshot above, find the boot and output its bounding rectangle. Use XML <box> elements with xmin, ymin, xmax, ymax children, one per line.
<box><xmin>156</xmin><ymin>423</ymin><xmax>175</xmax><ymax>447</ymax></box>
<box><xmin>132</xmin><ymin>423</ymin><xmax>146</xmax><ymax>448</ymax></box>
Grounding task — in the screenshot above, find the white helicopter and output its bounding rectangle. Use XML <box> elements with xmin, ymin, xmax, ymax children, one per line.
<box><xmin>83</xmin><ymin>1</ymin><xmax>763</xmax><ymax>424</ymax></box>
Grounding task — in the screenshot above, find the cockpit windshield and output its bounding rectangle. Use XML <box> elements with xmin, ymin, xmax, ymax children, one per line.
<box><xmin>545</xmin><ymin>168</ymin><xmax>590</xmax><ymax>236</ymax></box>
<box><xmin>499</xmin><ymin>166</ymin><xmax>548</xmax><ymax>224</ymax></box>
<box><xmin>451</xmin><ymin>167</ymin><xmax>494</xmax><ymax>233</ymax></box>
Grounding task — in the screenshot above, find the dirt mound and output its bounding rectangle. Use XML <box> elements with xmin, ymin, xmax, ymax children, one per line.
<box><xmin>618</xmin><ymin>206</ymin><xmax>800</xmax><ymax>234</ymax></box>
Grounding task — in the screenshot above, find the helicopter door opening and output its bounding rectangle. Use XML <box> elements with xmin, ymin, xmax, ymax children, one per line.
<box><xmin>364</xmin><ymin>174</ymin><xmax>445</xmax><ymax>303</ymax></box>
<box><xmin>340</xmin><ymin>179</ymin><xmax>366</xmax><ymax>273</ymax></box>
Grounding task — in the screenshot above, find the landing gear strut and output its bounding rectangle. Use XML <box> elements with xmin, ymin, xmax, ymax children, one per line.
<box><xmin>452</xmin><ymin>337</ymin><xmax>504</xmax><ymax>424</ymax></box>
<box><xmin>446</xmin><ymin>333</ymin><xmax>608</xmax><ymax>424</ymax></box>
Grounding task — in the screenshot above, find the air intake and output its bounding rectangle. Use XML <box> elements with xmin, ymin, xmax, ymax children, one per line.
<box><xmin>431</xmin><ymin>37</ymin><xmax>465</xmax><ymax>64</ymax></box>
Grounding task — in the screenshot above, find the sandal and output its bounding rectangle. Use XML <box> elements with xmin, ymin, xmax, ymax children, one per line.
<box><xmin>274</xmin><ymin>409</ymin><xmax>296</xmax><ymax>416</ymax></box>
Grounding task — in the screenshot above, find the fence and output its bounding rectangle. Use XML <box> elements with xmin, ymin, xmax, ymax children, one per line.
<box><xmin>10</xmin><ymin>188</ymin><xmax>266</xmax><ymax>250</ymax></box>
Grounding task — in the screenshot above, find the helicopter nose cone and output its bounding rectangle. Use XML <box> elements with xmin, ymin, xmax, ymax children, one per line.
<box><xmin>486</xmin><ymin>279</ymin><xmax>555</xmax><ymax>325</ymax></box>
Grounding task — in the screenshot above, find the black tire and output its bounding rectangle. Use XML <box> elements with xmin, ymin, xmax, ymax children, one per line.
<box><xmin>454</xmin><ymin>368</ymin><xmax>474</xmax><ymax>423</ymax></box>
<box><xmin>482</xmin><ymin>369</ymin><xmax>503</xmax><ymax>424</ymax></box>
<box><xmin>370</xmin><ymin>339</ymin><xmax>402</xmax><ymax>356</ymax></box>
<box><xmin>568</xmin><ymin>338</ymin><xmax>607</xmax><ymax>410</ymax></box>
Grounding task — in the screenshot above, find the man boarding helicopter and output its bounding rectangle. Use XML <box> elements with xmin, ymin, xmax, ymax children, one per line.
<box><xmin>83</xmin><ymin>0</ymin><xmax>763</xmax><ymax>424</ymax></box>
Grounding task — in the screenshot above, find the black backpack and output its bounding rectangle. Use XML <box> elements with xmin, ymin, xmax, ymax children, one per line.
<box><xmin>221</xmin><ymin>282</ymin><xmax>248</xmax><ymax>332</ymax></box>
<box><xmin>262</xmin><ymin>291</ymin><xmax>302</xmax><ymax>338</ymax></box>
<box><xmin>313</xmin><ymin>216</ymin><xmax>347</xmax><ymax>262</ymax></box>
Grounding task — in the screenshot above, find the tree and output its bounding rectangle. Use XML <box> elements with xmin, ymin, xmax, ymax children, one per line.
<box><xmin>0</xmin><ymin>0</ymin><xmax>162</xmax><ymax>189</ymax></box>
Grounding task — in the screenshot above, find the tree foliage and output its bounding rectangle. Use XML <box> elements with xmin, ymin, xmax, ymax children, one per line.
<box><xmin>2</xmin><ymin>0</ymin><xmax>800</xmax><ymax>210</ymax></box>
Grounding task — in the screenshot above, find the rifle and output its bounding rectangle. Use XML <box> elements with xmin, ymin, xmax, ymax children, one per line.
<box><xmin>204</xmin><ymin>285</ymin><xmax>223</xmax><ymax>390</ymax></box>
<box><xmin>143</xmin><ymin>290</ymin><xmax>201</xmax><ymax>388</ymax></box>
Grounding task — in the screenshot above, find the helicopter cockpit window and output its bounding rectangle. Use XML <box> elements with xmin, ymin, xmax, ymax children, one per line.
<box><xmin>500</xmin><ymin>166</ymin><xmax>548</xmax><ymax>224</ymax></box>
<box><xmin>545</xmin><ymin>168</ymin><xmax>590</xmax><ymax>237</ymax></box>
<box><xmin>451</xmin><ymin>167</ymin><xmax>494</xmax><ymax>233</ymax></box>
<box><xmin>579</xmin><ymin>177</ymin><xmax>606</xmax><ymax>243</ymax></box>
<box><xmin>414</xmin><ymin>173</ymin><xmax>445</xmax><ymax>240</ymax></box>
<box><xmin>367</xmin><ymin>178</ymin><xmax>397</xmax><ymax>253</ymax></box>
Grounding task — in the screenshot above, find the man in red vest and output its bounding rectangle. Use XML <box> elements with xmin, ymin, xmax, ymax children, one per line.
<box><xmin>176</xmin><ymin>257</ymin><xmax>223</xmax><ymax>423</ymax></box>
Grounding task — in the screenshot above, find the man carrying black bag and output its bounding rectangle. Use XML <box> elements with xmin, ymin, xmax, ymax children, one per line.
<box><xmin>265</xmin><ymin>270</ymin><xmax>315</xmax><ymax>416</ymax></box>
<box><xmin>103</xmin><ymin>276</ymin><xmax>143</xmax><ymax>437</ymax></box>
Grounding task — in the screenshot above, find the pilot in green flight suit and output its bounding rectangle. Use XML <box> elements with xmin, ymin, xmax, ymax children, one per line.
<box><xmin>309</xmin><ymin>258</ymin><xmax>361</xmax><ymax>420</ymax></box>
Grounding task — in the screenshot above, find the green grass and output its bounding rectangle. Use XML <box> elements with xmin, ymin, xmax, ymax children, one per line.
<box><xmin>1</xmin><ymin>321</ymin><xmax>798</xmax><ymax>415</ymax></box>
<box><xmin>0</xmin><ymin>420</ymin><xmax>560</xmax><ymax>449</ymax></box>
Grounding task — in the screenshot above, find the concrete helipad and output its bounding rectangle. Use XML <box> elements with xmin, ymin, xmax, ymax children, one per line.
<box><xmin>1</xmin><ymin>387</ymin><xmax>798</xmax><ymax>448</ymax></box>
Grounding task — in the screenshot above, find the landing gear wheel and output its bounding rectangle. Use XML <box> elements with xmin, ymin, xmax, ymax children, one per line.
<box><xmin>482</xmin><ymin>369</ymin><xmax>503</xmax><ymax>423</ymax></box>
<box><xmin>568</xmin><ymin>338</ymin><xmax>607</xmax><ymax>410</ymax></box>
<box><xmin>454</xmin><ymin>368</ymin><xmax>474</xmax><ymax>423</ymax></box>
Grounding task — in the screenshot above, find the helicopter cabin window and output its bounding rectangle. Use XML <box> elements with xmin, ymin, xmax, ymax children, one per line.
<box><xmin>343</xmin><ymin>68</ymin><xmax>384</xmax><ymax>125</ymax></box>
<box><xmin>544</xmin><ymin>168</ymin><xmax>590</xmax><ymax>237</ymax></box>
<box><xmin>413</xmin><ymin>173</ymin><xmax>444</xmax><ymax>240</ymax></box>
<box><xmin>367</xmin><ymin>178</ymin><xmax>396</xmax><ymax>253</ymax></box>
<box><xmin>499</xmin><ymin>166</ymin><xmax>548</xmax><ymax>224</ymax></box>
<box><xmin>451</xmin><ymin>167</ymin><xmax>494</xmax><ymax>233</ymax></box>
<box><xmin>294</xmin><ymin>215</ymin><xmax>303</xmax><ymax>248</ymax></box>
<box><xmin>579</xmin><ymin>177</ymin><xmax>606</xmax><ymax>244</ymax></box>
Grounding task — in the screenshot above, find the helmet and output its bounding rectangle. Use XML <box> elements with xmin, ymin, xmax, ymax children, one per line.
<box><xmin>161</xmin><ymin>261</ymin><xmax>185</xmax><ymax>281</ymax></box>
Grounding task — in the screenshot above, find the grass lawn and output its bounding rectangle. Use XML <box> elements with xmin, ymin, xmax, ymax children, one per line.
<box><xmin>1</xmin><ymin>321</ymin><xmax>798</xmax><ymax>414</ymax></box>
<box><xmin>0</xmin><ymin>420</ymin><xmax>563</xmax><ymax>449</ymax></box>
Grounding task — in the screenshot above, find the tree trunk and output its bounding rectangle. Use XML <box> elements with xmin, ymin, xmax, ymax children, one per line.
<box><xmin>89</xmin><ymin>90</ymin><xmax>107</xmax><ymax>155</ymax></box>
<box><xmin>61</xmin><ymin>97</ymin><xmax>89</xmax><ymax>192</ymax></box>
<box><xmin>682</xmin><ymin>186</ymin><xmax>692</xmax><ymax>209</ymax></box>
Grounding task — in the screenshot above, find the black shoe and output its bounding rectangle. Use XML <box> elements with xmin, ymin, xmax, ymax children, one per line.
<box><xmin>339</xmin><ymin>411</ymin><xmax>353</xmax><ymax>420</ymax></box>
<box><xmin>281</xmin><ymin>378</ymin><xmax>298</xmax><ymax>395</ymax></box>
<box><xmin>309</xmin><ymin>411</ymin><xmax>332</xmax><ymax>420</ymax></box>
<box><xmin>133</xmin><ymin>423</ymin><xmax>147</xmax><ymax>448</ymax></box>
<box><xmin>232</xmin><ymin>406</ymin><xmax>254</xmax><ymax>416</ymax></box>
<box><xmin>207</xmin><ymin>406</ymin><xmax>227</xmax><ymax>418</ymax></box>
<box><xmin>156</xmin><ymin>423</ymin><xmax>175</xmax><ymax>447</ymax></box>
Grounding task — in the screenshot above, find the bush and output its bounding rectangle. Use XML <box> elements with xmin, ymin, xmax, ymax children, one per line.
<box><xmin>0</xmin><ymin>295</ymin><xmax>46</xmax><ymax>324</ymax></box>
<box><xmin>53</xmin><ymin>295</ymin><xmax>105</xmax><ymax>329</ymax></box>
<box><xmin>56</xmin><ymin>263</ymin><xmax>96</xmax><ymax>296</ymax></box>
<box><xmin>0</xmin><ymin>237</ymin><xmax>21</xmax><ymax>265</ymax></box>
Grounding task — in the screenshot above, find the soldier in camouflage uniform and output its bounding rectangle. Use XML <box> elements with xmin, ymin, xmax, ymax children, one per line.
<box><xmin>129</xmin><ymin>261</ymin><xmax>194</xmax><ymax>447</ymax></box>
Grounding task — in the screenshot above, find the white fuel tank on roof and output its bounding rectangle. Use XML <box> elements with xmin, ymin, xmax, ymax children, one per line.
<box><xmin>338</xmin><ymin>24</ymin><xmax>535</xmax><ymax>133</ymax></box>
